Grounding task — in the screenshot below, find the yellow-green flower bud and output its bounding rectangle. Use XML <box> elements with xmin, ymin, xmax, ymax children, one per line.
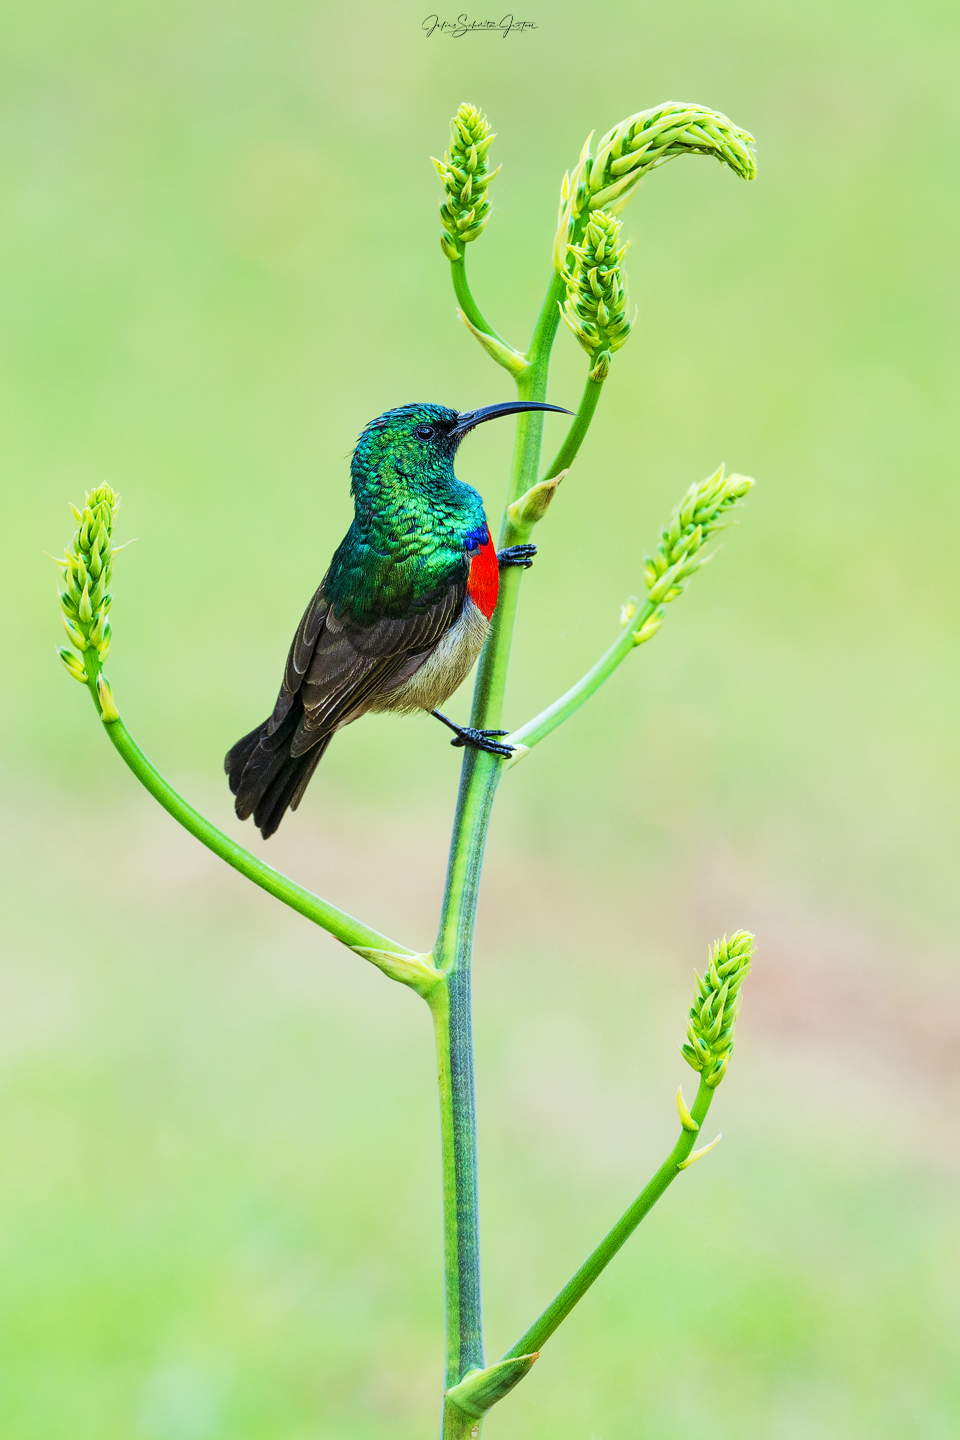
<box><xmin>681</xmin><ymin>931</ymin><xmax>754</xmax><ymax>1087</ymax></box>
<box><xmin>58</xmin><ymin>647</ymin><xmax>88</xmax><ymax>683</ymax></box>
<box><xmin>54</xmin><ymin>484</ymin><xmax>121</xmax><ymax>679</ymax></box>
<box><xmin>62</xmin><ymin>614</ymin><xmax>88</xmax><ymax>650</ymax></box>
<box><xmin>630</xmin><ymin>611</ymin><xmax>663</xmax><ymax>646</ymax></box>
<box><xmin>554</xmin><ymin>101</ymin><xmax>756</xmax><ymax>272</ymax></box>
<box><xmin>560</xmin><ymin>209</ymin><xmax>633</xmax><ymax>376</ymax></box>
<box><xmin>505</xmin><ymin>471</ymin><xmax>567</xmax><ymax>528</ymax></box>
<box><xmin>432</xmin><ymin>102</ymin><xmax>501</xmax><ymax>261</ymax></box>
<box><xmin>97</xmin><ymin>672</ymin><xmax>120</xmax><ymax>723</ymax></box>
<box><xmin>644</xmin><ymin>466</ymin><xmax>753</xmax><ymax>607</ymax></box>
<box><xmin>675</xmin><ymin>1085</ymin><xmax>699</xmax><ymax>1132</ymax></box>
<box><xmin>88</xmin><ymin>607</ymin><xmax>107</xmax><ymax>647</ymax></box>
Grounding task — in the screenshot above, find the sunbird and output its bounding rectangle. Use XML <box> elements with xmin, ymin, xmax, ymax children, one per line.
<box><xmin>226</xmin><ymin>399</ymin><xmax>569</xmax><ymax>838</ymax></box>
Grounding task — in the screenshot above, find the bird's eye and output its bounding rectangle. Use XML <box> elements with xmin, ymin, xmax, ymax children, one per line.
<box><xmin>414</xmin><ymin>424</ymin><xmax>435</xmax><ymax>440</ymax></box>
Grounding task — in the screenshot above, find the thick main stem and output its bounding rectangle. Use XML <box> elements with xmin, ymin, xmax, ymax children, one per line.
<box><xmin>433</xmin><ymin>268</ymin><xmax>565</xmax><ymax>1435</ymax></box>
<box><xmin>433</xmin><ymin>748</ymin><xmax>502</xmax><ymax>1392</ymax></box>
<box><xmin>470</xmin><ymin>274</ymin><xmax>565</xmax><ymax>733</ymax></box>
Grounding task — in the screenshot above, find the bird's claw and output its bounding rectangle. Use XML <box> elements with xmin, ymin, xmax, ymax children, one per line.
<box><xmin>431</xmin><ymin>709</ymin><xmax>514</xmax><ymax>757</ymax></box>
<box><xmin>498</xmin><ymin>544</ymin><xmax>537</xmax><ymax>570</ymax></box>
<box><xmin>450</xmin><ymin>727</ymin><xmax>514</xmax><ymax>757</ymax></box>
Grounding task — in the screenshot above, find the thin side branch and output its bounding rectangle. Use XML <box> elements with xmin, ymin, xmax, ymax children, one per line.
<box><xmin>504</xmin><ymin>465</ymin><xmax>754</xmax><ymax>766</ymax></box>
<box><xmin>450</xmin><ymin>255</ymin><xmax>517</xmax><ymax>356</ymax></box>
<box><xmin>82</xmin><ymin>658</ymin><xmax>419</xmax><ymax>967</ymax></box>
<box><xmin>500</xmin><ymin>1077</ymin><xmax>716</xmax><ymax>1362</ymax></box>
<box><xmin>541</xmin><ymin>372</ymin><xmax>604</xmax><ymax>481</ymax></box>
<box><xmin>504</xmin><ymin>595</ymin><xmax>662</xmax><ymax>765</ymax></box>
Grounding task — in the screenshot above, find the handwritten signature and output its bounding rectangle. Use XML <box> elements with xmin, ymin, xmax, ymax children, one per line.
<box><xmin>423</xmin><ymin>13</ymin><xmax>537</xmax><ymax>37</ymax></box>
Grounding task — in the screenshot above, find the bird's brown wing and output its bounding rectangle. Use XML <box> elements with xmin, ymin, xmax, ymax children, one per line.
<box><xmin>268</xmin><ymin>577</ymin><xmax>468</xmax><ymax>759</ymax></box>
<box><xmin>226</xmin><ymin>577</ymin><xmax>468</xmax><ymax>838</ymax></box>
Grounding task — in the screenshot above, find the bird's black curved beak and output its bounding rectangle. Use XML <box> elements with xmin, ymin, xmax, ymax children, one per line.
<box><xmin>452</xmin><ymin>400</ymin><xmax>572</xmax><ymax>440</ymax></box>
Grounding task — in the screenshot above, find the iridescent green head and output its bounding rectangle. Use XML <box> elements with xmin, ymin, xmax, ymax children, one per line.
<box><xmin>351</xmin><ymin>400</ymin><xmax>571</xmax><ymax>486</ymax></box>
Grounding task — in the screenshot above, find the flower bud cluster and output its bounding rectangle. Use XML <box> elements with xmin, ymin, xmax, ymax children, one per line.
<box><xmin>432</xmin><ymin>103</ymin><xmax>500</xmax><ymax>261</ymax></box>
<box><xmin>681</xmin><ymin>931</ymin><xmax>754</xmax><ymax>1088</ymax></box>
<box><xmin>560</xmin><ymin>209</ymin><xmax>633</xmax><ymax>380</ymax></box>
<box><xmin>555</xmin><ymin>102</ymin><xmax>756</xmax><ymax>271</ymax></box>
<box><xmin>644</xmin><ymin>465</ymin><xmax>754</xmax><ymax>606</ymax></box>
<box><xmin>55</xmin><ymin>484</ymin><xmax>119</xmax><ymax>684</ymax></box>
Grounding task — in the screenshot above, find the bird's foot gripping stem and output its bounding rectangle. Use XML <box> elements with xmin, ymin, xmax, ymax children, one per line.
<box><xmin>497</xmin><ymin>544</ymin><xmax>537</xmax><ymax>570</ymax></box>
<box><xmin>431</xmin><ymin>710</ymin><xmax>514</xmax><ymax>758</ymax></box>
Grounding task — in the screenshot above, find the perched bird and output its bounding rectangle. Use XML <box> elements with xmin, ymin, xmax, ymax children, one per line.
<box><xmin>226</xmin><ymin>399</ymin><xmax>569</xmax><ymax>838</ymax></box>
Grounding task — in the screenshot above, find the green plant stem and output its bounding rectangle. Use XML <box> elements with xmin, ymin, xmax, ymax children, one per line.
<box><xmin>432</xmin><ymin>747</ymin><xmax>503</xmax><ymax>1394</ymax></box>
<box><xmin>81</xmin><ymin>658</ymin><xmax>413</xmax><ymax>960</ymax></box>
<box><xmin>470</xmin><ymin>272</ymin><xmax>566</xmax><ymax>732</ymax></box>
<box><xmin>431</xmin><ymin>266</ymin><xmax>596</xmax><ymax>1436</ymax></box>
<box><xmin>450</xmin><ymin>254</ymin><xmax>509</xmax><ymax>348</ymax></box>
<box><xmin>500</xmin><ymin>1078</ymin><xmax>715</xmax><ymax>1362</ymax></box>
<box><xmin>542</xmin><ymin>372</ymin><xmax>604</xmax><ymax>481</ymax></box>
<box><xmin>440</xmin><ymin>1397</ymin><xmax>482</xmax><ymax>1440</ymax></box>
<box><xmin>506</xmin><ymin>597</ymin><xmax>659</xmax><ymax>760</ymax></box>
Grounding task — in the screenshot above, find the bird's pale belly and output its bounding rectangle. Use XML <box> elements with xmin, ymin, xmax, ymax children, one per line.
<box><xmin>366</xmin><ymin>598</ymin><xmax>491</xmax><ymax>716</ymax></box>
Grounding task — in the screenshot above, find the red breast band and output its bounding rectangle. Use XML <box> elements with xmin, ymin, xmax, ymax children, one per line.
<box><xmin>466</xmin><ymin>528</ymin><xmax>499</xmax><ymax>620</ymax></box>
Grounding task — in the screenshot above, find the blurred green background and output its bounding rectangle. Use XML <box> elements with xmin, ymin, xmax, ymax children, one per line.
<box><xmin>2</xmin><ymin>0</ymin><xmax>959</xmax><ymax>1435</ymax></box>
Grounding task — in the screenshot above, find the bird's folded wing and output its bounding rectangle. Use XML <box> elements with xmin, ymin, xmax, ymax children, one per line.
<box><xmin>268</xmin><ymin>578</ymin><xmax>467</xmax><ymax>758</ymax></box>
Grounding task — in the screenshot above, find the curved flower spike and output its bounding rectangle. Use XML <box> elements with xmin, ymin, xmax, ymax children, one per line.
<box><xmin>555</xmin><ymin>101</ymin><xmax>756</xmax><ymax>271</ymax></box>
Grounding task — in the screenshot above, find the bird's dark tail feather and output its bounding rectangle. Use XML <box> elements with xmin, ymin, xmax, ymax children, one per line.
<box><xmin>225</xmin><ymin>705</ymin><xmax>331</xmax><ymax>840</ymax></box>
